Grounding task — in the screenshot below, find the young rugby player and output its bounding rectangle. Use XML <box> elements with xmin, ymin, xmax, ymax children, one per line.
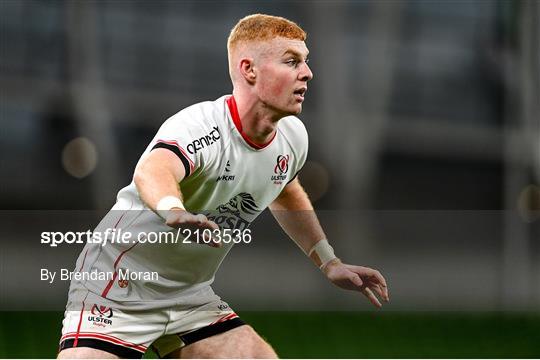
<box><xmin>58</xmin><ymin>14</ymin><xmax>389</xmax><ymax>358</ymax></box>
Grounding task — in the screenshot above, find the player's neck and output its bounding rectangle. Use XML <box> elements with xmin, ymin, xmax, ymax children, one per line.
<box><xmin>232</xmin><ymin>91</ymin><xmax>281</xmax><ymax>145</ymax></box>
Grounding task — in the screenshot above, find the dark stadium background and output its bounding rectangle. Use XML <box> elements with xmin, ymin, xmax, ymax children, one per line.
<box><xmin>1</xmin><ymin>0</ymin><xmax>539</xmax><ymax>358</ymax></box>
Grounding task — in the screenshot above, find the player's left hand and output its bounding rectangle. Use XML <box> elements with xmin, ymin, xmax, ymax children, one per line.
<box><xmin>322</xmin><ymin>259</ymin><xmax>389</xmax><ymax>308</ymax></box>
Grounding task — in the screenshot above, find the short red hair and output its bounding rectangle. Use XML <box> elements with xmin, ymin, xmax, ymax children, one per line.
<box><xmin>227</xmin><ymin>14</ymin><xmax>307</xmax><ymax>53</ymax></box>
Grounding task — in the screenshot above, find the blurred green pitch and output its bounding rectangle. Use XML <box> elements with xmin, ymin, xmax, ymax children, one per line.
<box><xmin>0</xmin><ymin>311</ymin><xmax>538</xmax><ymax>358</ymax></box>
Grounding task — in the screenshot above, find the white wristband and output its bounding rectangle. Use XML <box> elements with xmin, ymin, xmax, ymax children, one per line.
<box><xmin>308</xmin><ymin>239</ymin><xmax>337</xmax><ymax>269</ymax></box>
<box><xmin>156</xmin><ymin>196</ymin><xmax>185</xmax><ymax>220</ymax></box>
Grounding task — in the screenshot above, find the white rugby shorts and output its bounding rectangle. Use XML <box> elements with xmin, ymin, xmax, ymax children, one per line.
<box><xmin>58</xmin><ymin>297</ymin><xmax>244</xmax><ymax>358</ymax></box>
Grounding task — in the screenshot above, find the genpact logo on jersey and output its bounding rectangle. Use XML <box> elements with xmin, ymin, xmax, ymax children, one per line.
<box><xmin>187</xmin><ymin>126</ymin><xmax>220</xmax><ymax>154</ymax></box>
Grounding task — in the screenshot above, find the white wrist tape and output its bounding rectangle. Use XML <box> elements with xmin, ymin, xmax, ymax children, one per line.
<box><xmin>308</xmin><ymin>239</ymin><xmax>337</xmax><ymax>268</ymax></box>
<box><xmin>156</xmin><ymin>196</ymin><xmax>185</xmax><ymax>219</ymax></box>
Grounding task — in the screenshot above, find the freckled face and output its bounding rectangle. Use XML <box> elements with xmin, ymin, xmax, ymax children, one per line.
<box><xmin>254</xmin><ymin>38</ymin><xmax>313</xmax><ymax>117</ymax></box>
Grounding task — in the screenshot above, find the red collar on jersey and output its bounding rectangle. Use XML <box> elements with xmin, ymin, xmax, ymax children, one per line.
<box><xmin>226</xmin><ymin>95</ymin><xmax>276</xmax><ymax>150</ymax></box>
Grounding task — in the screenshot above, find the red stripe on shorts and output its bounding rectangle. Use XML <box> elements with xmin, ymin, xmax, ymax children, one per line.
<box><xmin>100</xmin><ymin>206</ymin><xmax>137</xmax><ymax>298</ymax></box>
<box><xmin>210</xmin><ymin>312</ymin><xmax>238</xmax><ymax>325</ymax></box>
<box><xmin>78</xmin><ymin>249</ymin><xmax>89</xmax><ymax>272</ymax></box>
<box><xmin>100</xmin><ymin>242</ymin><xmax>139</xmax><ymax>298</ymax></box>
<box><xmin>62</xmin><ymin>332</ymin><xmax>147</xmax><ymax>352</ymax></box>
<box><xmin>72</xmin><ymin>293</ymin><xmax>88</xmax><ymax>347</ymax></box>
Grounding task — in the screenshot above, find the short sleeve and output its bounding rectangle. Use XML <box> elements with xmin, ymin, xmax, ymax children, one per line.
<box><xmin>149</xmin><ymin>109</ymin><xmax>221</xmax><ymax>178</ymax></box>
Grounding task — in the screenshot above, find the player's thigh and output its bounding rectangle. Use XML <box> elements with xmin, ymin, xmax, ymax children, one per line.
<box><xmin>57</xmin><ymin>346</ymin><xmax>119</xmax><ymax>359</ymax></box>
<box><xmin>167</xmin><ymin>325</ymin><xmax>277</xmax><ymax>359</ymax></box>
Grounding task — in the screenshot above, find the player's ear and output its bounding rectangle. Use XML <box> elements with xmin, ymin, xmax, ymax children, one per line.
<box><xmin>239</xmin><ymin>58</ymin><xmax>256</xmax><ymax>84</ymax></box>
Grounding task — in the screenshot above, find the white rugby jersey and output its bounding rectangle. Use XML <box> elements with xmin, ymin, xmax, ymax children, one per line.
<box><xmin>69</xmin><ymin>95</ymin><xmax>308</xmax><ymax>309</ymax></box>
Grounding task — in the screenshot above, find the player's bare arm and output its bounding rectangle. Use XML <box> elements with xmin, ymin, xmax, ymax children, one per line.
<box><xmin>269</xmin><ymin>178</ymin><xmax>390</xmax><ymax>308</ymax></box>
<box><xmin>134</xmin><ymin>148</ymin><xmax>184</xmax><ymax>208</ymax></box>
<box><xmin>134</xmin><ymin>148</ymin><xmax>220</xmax><ymax>245</ymax></box>
<box><xmin>269</xmin><ymin>178</ymin><xmax>325</xmax><ymax>251</ymax></box>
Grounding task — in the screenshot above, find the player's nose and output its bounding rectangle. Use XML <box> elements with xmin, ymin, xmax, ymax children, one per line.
<box><xmin>299</xmin><ymin>62</ymin><xmax>313</xmax><ymax>82</ymax></box>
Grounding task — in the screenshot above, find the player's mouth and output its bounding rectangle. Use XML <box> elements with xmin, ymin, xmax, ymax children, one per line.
<box><xmin>293</xmin><ymin>87</ymin><xmax>307</xmax><ymax>102</ymax></box>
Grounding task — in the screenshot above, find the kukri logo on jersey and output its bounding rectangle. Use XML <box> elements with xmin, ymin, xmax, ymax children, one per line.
<box><xmin>203</xmin><ymin>193</ymin><xmax>259</xmax><ymax>231</ymax></box>
<box><xmin>216</xmin><ymin>160</ymin><xmax>235</xmax><ymax>182</ymax></box>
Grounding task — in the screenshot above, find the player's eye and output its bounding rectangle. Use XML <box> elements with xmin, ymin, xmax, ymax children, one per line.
<box><xmin>285</xmin><ymin>59</ymin><xmax>298</xmax><ymax>67</ymax></box>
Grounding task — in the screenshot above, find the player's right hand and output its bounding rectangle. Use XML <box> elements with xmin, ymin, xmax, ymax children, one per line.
<box><xmin>164</xmin><ymin>209</ymin><xmax>221</xmax><ymax>247</ymax></box>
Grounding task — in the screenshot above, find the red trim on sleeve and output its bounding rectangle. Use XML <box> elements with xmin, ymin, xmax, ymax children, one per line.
<box><xmin>226</xmin><ymin>96</ymin><xmax>276</xmax><ymax>150</ymax></box>
<box><xmin>155</xmin><ymin>139</ymin><xmax>195</xmax><ymax>173</ymax></box>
